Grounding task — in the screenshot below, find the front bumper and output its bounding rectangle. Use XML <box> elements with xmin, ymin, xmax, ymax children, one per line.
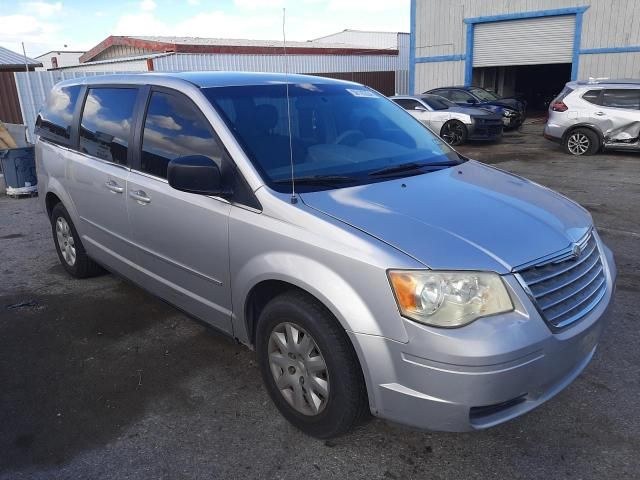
<box><xmin>349</xmin><ymin>244</ymin><xmax>616</xmax><ymax>432</ymax></box>
<box><xmin>468</xmin><ymin>120</ymin><xmax>503</xmax><ymax>141</ymax></box>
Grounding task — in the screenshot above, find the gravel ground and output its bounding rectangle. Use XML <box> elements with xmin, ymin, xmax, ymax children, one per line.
<box><xmin>1</xmin><ymin>124</ymin><xmax>639</xmax><ymax>479</ymax></box>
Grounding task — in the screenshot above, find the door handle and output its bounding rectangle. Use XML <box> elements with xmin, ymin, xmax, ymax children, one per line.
<box><xmin>129</xmin><ymin>190</ymin><xmax>151</xmax><ymax>205</ymax></box>
<box><xmin>594</xmin><ymin>111</ymin><xmax>606</xmax><ymax>116</ymax></box>
<box><xmin>105</xmin><ymin>180</ymin><xmax>124</xmax><ymax>194</ymax></box>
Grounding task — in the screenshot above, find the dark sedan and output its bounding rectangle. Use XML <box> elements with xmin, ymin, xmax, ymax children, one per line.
<box><xmin>425</xmin><ymin>86</ymin><xmax>526</xmax><ymax>129</ymax></box>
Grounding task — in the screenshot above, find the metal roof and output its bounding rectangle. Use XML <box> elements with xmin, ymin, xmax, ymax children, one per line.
<box><xmin>53</xmin><ymin>52</ymin><xmax>172</xmax><ymax>69</ymax></box>
<box><xmin>0</xmin><ymin>46</ymin><xmax>42</xmax><ymax>68</ymax></box>
<box><xmin>129</xmin><ymin>36</ymin><xmax>374</xmax><ymax>50</ymax></box>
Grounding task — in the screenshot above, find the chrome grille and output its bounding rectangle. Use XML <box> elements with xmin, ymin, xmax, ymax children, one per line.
<box><xmin>517</xmin><ymin>233</ymin><xmax>607</xmax><ymax>329</ymax></box>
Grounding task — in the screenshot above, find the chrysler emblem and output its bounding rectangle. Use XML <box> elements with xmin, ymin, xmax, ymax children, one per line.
<box><xmin>571</xmin><ymin>243</ymin><xmax>582</xmax><ymax>259</ymax></box>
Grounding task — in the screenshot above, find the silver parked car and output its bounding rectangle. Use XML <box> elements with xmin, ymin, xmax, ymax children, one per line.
<box><xmin>390</xmin><ymin>94</ymin><xmax>503</xmax><ymax>146</ymax></box>
<box><xmin>544</xmin><ymin>79</ymin><xmax>640</xmax><ymax>155</ymax></box>
<box><xmin>36</xmin><ymin>73</ymin><xmax>616</xmax><ymax>438</ymax></box>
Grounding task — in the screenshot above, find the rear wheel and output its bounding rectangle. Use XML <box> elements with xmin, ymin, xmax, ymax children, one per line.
<box><xmin>440</xmin><ymin>120</ymin><xmax>468</xmax><ymax>146</ymax></box>
<box><xmin>564</xmin><ymin>128</ymin><xmax>600</xmax><ymax>156</ymax></box>
<box><xmin>256</xmin><ymin>291</ymin><xmax>369</xmax><ymax>438</ymax></box>
<box><xmin>51</xmin><ymin>203</ymin><xmax>104</xmax><ymax>278</ymax></box>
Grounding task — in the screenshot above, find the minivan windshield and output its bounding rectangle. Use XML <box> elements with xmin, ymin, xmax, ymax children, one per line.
<box><xmin>203</xmin><ymin>83</ymin><xmax>461</xmax><ymax>192</ymax></box>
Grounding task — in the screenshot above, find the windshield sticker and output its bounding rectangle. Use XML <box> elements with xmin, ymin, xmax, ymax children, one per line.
<box><xmin>346</xmin><ymin>89</ymin><xmax>377</xmax><ymax>98</ymax></box>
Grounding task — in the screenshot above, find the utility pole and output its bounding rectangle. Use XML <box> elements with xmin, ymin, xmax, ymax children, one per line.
<box><xmin>21</xmin><ymin>42</ymin><xmax>29</xmax><ymax>72</ymax></box>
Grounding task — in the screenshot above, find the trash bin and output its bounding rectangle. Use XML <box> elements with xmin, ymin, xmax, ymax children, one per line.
<box><xmin>0</xmin><ymin>147</ymin><xmax>37</xmax><ymax>197</ymax></box>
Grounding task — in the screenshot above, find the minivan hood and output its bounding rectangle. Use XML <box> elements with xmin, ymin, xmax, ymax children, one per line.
<box><xmin>300</xmin><ymin>161</ymin><xmax>591</xmax><ymax>273</ymax></box>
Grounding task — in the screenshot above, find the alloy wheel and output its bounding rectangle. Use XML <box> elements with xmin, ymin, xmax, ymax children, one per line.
<box><xmin>268</xmin><ymin>322</ymin><xmax>330</xmax><ymax>416</ymax></box>
<box><xmin>567</xmin><ymin>132</ymin><xmax>590</xmax><ymax>155</ymax></box>
<box><xmin>441</xmin><ymin>123</ymin><xmax>464</xmax><ymax>145</ymax></box>
<box><xmin>55</xmin><ymin>217</ymin><xmax>77</xmax><ymax>266</ymax></box>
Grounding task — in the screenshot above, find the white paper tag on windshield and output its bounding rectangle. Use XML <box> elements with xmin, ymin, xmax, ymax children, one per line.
<box><xmin>346</xmin><ymin>88</ymin><xmax>377</xmax><ymax>98</ymax></box>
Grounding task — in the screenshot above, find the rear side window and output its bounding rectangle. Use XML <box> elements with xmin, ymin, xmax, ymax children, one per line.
<box><xmin>140</xmin><ymin>91</ymin><xmax>223</xmax><ymax>179</ymax></box>
<box><xmin>393</xmin><ymin>99</ymin><xmax>423</xmax><ymax>110</ymax></box>
<box><xmin>79</xmin><ymin>87</ymin><xmax>138</xmax><ymax>165</ymax></box>
<box><xmin>553</xmin><ymin>86</ymin><xmax>574</xmax><ymax>103</ymax></box>
<box><xmin>581</xmin><ymin>90</ymin><xmax>602</xmax><ymax>105</ymax></box>
<box><xmin>601</xmin><ymin>89</ymin><xmax>640</xmax><ymax>110</ymax></box>
<box><xmin>36</xmin><ymin>84</ymin><xmax>81</xmax><ymax>146</ymax></box>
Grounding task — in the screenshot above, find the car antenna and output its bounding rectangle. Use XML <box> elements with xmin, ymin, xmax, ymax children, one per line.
<box><xmin>282</xmin><ymin>7</ymin><xmax>297</xmax><ymax>204</ymax></box>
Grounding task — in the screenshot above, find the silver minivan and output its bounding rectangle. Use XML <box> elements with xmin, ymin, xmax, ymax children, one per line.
<box><xmin>36</xmin><ymin>73</ymin><xmax>616</xmax><ymax>438</ymax></box>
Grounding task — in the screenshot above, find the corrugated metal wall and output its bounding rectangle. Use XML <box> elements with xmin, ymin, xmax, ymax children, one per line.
<box><xmin>414</xmin><ymin>0</ymin><xmax>640</xmax><ymax>92</ymax></box>
<box><xmin>415</xmin><ymin>61</ymin><xmax>466</xmax><ymax>93</ymax></box>
<box><xmin>94</xmin><ymin>45</ymin><xmax>152</xmax><ymax>61</ymax></box>
<box><xmin>314</xmin><ymin>31</ymin><xmax>400</xmax><ymax>49</ymax></box>
<box><xmin>0</xmin><ymin>72</ymin><xmax>23</xmax><ymax>124</ymax></box>
<box><xmin>153</xmin><ymin>53</ymin><xmax>398</xmax><ymax>73</ymax></box>
<box><xmin>312</xmin><ymin>71</ymin><xmax>396</xmax><ymax>96</ymax></box>
<box><xmin>57</xmin><ymin>59</ymin><xmax>150</xmax><ymax>72</ymax></box>
<box><xmin>579</xmin><ymin>52</ymin><xmax>640</xmax><ymax>79</ymax></box>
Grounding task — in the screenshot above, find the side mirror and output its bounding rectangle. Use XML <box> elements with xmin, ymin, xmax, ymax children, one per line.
<box><xmin>167</xmin><ymin>155</ymin><xmax>230</xmax><ymax>196</ymax></box>
<box><xmin>466</xmin><ymin>98</ymin><xmax>477</xmax><ymax>104</ymax></box>
<box><xmin>414</xmin><ymin>106</ymin><xmax>428</xmax><ymax>112</ymax></box>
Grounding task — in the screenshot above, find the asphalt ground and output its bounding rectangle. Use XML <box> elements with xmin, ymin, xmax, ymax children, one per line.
<box><xmin>1</xmin><ymin>123</ymin><xmax>639</xmax><ymax>479</ymax></box>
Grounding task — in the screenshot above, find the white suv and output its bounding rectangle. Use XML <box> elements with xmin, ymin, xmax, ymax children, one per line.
<box><xmin>544</xmin><ymin>79</ymin><xmax>640</xmax><ymax>156</ymax></box>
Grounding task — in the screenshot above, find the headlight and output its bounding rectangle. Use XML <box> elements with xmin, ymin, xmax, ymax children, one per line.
<box><xmin>503</xmin><ymin>109</ymin><xmax>516</xmax><ymax>117</ymax></box>
<box><xmin>388</xmin><ymin>270</ymin><xmax>513</xmax><ymax>328</ymax></box>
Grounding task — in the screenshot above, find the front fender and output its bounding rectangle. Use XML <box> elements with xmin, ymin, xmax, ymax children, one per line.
<box><xmin>232</xmin><ymin>252</ymin><xmax>391</xmax><ymax>343</ymax></box>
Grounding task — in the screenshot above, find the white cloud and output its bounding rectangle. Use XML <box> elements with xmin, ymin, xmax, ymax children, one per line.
<box><xmin>24</xmin><ymin>1</ymin><xmax>63</xmax><ymax>17</ymax></box>
<box><xmin>0</xmin><ymin>13</ymin><xmax>63</xmax><ymax>55</ymax></box>
<box><xmin>112</xmin><ymin>2</ymin><xmax>409</xmax><ymax>43</ymax></box>
<box><xmin>140</xmin><ymin>0</ymin><xmax>157</xmax><ymax>11</ymax></box>
<box><xmin>187</xmin><ymin>0</ymin><xmax>200</xmax><ymax>5</ymax></box>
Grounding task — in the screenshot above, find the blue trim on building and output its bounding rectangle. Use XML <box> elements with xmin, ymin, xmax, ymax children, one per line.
<box><xmin>411</xmin><ymin>5</ymin><xmax>599</xmax><ymax>91</ymax></box>
<box><xmin>571</xmin><ymin>11</ymin><xmax>585</xmax><ymax>80</ymax></box>
<box><xmin>580</xmin><ymin>46</ymin><xmax>640</xmax><ymax>54</ymax></box>
<box><xmin>415</xmin><ymin>54</ymin><xmax>465</xmax><ymax>63</ymax></box>
<box><xmin>463</xmin><ymin>6</ymin><xmax>589</xmax><ymax>24</ymax></box>
<box><xmin>464</xmin><ymin>23</ymin><xmax>474</xmax><ymax>86</ymax></box>
<box><xmin>409</xmin><ymin>0</ymin><xmax>416</xmax><ymax>94</ymax></box>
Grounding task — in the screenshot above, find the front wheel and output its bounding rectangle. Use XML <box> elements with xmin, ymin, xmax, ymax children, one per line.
<box><xmin>564</xmin><ymin>128</ymin><xmax>600</xmax><ymax>156</ymax></box>
<box><xmin>256</xmin><ymin>291</ymin><xmax>369</xmax><ymax>438</ymax></box>
<box><xmin>440</xmin><ymin>120</ymin><xmax>468</xmax><ymax>146</ymax></box>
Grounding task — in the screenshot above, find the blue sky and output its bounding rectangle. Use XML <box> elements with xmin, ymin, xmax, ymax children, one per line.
<box><xmin>0</xmin><ymin>0</ymin><xmax>409</xmax><ymax>57</ymax></box>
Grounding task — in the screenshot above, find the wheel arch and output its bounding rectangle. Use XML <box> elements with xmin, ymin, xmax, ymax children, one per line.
<box><xmin>562</xmin><ymin>123</ymin><xmax>604</xmax><ymax>145</ymax></box>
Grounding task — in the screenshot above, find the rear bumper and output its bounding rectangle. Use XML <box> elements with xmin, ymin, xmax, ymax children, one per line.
<box><xmin>544</xmin><ymin>123</ymin><xmax>566</xmax><ymax>143</ymax></box>
<box><xmin>350</xmin><ymin>244</ymin><xmax>616</xmax><ymax>432</ymax></box>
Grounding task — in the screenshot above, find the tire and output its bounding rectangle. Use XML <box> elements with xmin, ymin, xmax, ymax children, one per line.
<box><xmin>256</xmin><ymin>291</ymin><xmax>369</xmax><ymax>438</ymax></box>
<box><xmin>440</xmin><ymin>120</ymin><xmax>468</xmax><ymax>146</ymax></box>
<box><xmin>564</xmin><ymin>128</ymin><xmax>600</xmax><ymax>156</ymax></box>
<box><xmin>50</xmin><ymin>203</ymin><xmax>104</xmax><ymax>278</ymax></box>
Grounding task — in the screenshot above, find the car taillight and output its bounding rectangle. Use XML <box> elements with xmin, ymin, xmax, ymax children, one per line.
<box><xmin>551</xmin><ymin>102</ymin><xmax>568</xmax><ymax>112</ymax></box>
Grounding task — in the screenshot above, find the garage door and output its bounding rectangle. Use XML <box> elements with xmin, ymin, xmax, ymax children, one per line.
<box><xmin>473</xmin><ymin>15</ymin><xmax>576</xmax><ymax>67</ymax></box>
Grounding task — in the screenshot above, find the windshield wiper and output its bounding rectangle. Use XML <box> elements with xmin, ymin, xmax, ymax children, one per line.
<box><xmin>368</xmin><ymin>161</ymin><xmax>458</xmax><ymax>178</ymax></box>
<box><xmin>273</xmin><ymin>175</ymin><xmax>357</xmax><ymax>185</ymax></box>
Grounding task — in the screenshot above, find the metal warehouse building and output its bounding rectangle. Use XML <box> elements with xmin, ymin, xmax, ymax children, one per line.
<box><xmin>53</xmin><ymin>34</ymin><xmax>407</xmax><ymax>96</ymax></box>
<box><xmin>411</xmin><ymin>0</ymin><xmax>640</xmax><ymax>110</ymax></box>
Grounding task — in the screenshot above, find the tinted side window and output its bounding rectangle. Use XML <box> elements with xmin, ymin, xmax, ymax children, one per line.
<box><xmin>431</xmin><ymin>89</ymin><xmax>450</xmax><ymax>99</ymax></box>
<box><xmin>79</xmin><ymin>88</ymin><xmax>138</xmax><ymax>165</ymax></box>
<box><xmin>394</xmin><ymin>99</ymin><xmax>423</xmax><ymax>110</ymax></box>
<box><xmin>141</xmin><ymin>91</ymin><xmax>223</xmax><ymax>179</ymax></box>
<box><xmin>449</xmin><ymin>90</ymin><xmax>475</xmax><ymax>102</ymax></box>
<box><xmin>601</xmin><ymin>89</ymin><xmax>640</xmax><ymax>110</ymax></box>
<box><xmin>36</xmin><ymin>84</ymin><xmax>81</xmax><ymax>146</ymax></box>
<box><xmin>582</xmin><ymin>90</ymin><xmax>602</xmax><ymax>105</ymax></box>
